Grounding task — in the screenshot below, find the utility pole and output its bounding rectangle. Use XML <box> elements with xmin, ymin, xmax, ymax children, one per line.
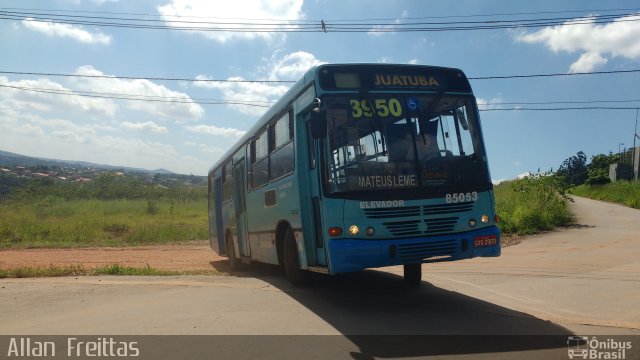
<box><xmin>634</xmin><ymin>109</ymin><xmax>639</xmax><ymax>181</ymax></box>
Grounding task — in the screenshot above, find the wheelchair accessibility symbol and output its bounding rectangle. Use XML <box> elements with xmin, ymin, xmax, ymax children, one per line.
<box><xmin>407</xmin><ymin>97</ymin><xmax>418</xmax><ymax>111</ymax></box>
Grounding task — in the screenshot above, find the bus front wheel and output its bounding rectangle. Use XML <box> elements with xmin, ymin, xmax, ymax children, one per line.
<box><xmin>404</xmin><ymin>264</ymin><xmax>422</xmax><ymax>286</ymax></box>
<box><xmin>284</xmin><ymin>228</ymin><xmax>309</xmax><ymax>285</ymax></box>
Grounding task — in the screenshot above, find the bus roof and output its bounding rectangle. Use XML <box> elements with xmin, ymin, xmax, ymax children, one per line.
<box><xmin>208</xmin><ymin>63</ymin><xmax>472</xmax><ymax>175</ymax></box>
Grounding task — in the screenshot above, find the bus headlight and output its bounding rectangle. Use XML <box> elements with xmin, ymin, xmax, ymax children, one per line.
<box><xmin>468</xmin><ymin>219</ymin><xmax>477</xmax><ymax>228</ymax></box>
<box><xmin>365</xmin><ymin>226</ymin><xmax>375</xmax><ymax>236</ymax></box>
<box><xmin>481</xmin><ymin>215</ymin><xmax>490</xmax><ymax>223</ymax></box>
<box><xmin>348</xmin><ymin>225</ymin><xmax>360</xmax><ymax>236</ymax></box>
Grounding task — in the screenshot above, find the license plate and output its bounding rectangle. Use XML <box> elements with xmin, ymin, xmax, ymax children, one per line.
<box><xmin>473</xmin><ymin>235</ymin><xmax>497</xmax><ymax>247</ymax></box>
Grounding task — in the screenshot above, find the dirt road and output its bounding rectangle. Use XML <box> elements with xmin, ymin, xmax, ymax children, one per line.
<box><xmin>1</xmin><ymin>196</ymin><xmax>638</xmax><ymax>338</ymax></box>
<box><xmin>0</xmin><ymin>241</ymin><xmax>223</xmax><ymax>271</ymax></box>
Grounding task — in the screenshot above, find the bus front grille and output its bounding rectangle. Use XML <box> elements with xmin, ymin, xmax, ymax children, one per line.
<box><xmin>424</xmin><ymin>217</ymin><xmax>458</xmax><ymax>234</ymax></box>
<box><xmin>423</xmin><ymin>202</ymin><xmax>474</xmax><ymax>215</ymax></box>
<box><xmin>364</xmin><ymin>206</ymin><xmax>421</xmax><ymax>218</ymax></box>
<box><xmin>383</xmin><ymin>220</ymin><xmax>421</xmax><ymax>236</ymax></box>
<box><xmin>364</xmin><ymin>203</ymin><xmax>473</xmax><ymax>220</ymax></box>
<box><xmin>381</xmin><ymin>217</ymin><xmax>459</xmax><ymax>236</ymax></box>
<box><xmin>397</xmin><ymin>239</ymin><xmax>458</xmax><ymax>262</ymax></box>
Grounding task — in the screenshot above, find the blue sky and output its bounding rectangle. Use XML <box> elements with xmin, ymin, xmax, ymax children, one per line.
<box><xmin>1</xmin><ymin>0</ymin><xmax>640</xmax><ymax>181</ymax></box>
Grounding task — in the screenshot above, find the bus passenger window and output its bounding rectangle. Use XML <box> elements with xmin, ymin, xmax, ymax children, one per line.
<box><xmin>250</xmin><ymin>130</ymin><xmax>269</xmax><ymax>189</ymax></box>
<box><xmin>222</xmin><ymin>161</ymin><xmax>233</xmax><ymax>202</ymax></box>
<box><xmin>270</xmin><ymin>111</ymin><xmax>295</xmax><ymax>179</ymax></box>
<box><xmin>273</xmin><ymin>112</ymin><xmax>292</xmax><ymax>150</ymax></box>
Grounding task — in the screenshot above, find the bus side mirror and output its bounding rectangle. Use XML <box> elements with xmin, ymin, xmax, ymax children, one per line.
<box><xmin>310</xmin><ymin>98</ymin><xmax>326</xmax><ymax>139</ymax></box>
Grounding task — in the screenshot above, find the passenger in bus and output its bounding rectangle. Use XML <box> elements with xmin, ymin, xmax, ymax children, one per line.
<box><xmin>416</xmin><ymin>118</ymin><xmax>441</xmax><ymax>162</ymax></box>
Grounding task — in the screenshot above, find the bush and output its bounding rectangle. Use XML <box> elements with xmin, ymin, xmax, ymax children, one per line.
<box><xmin>146</xmin><ymin>200</ymin><xmax>159</xmax><ymax>215</ymax></box>
<box><xmin>571</xmin><ymin>181</ymin><xmax>640</xmax><ymax>209</ymax></box>
<box><xmin>495</xmin><ymin>173</ymin><xmax>572</xmax><ymax>235</ymax></box>
<box><xmin>103</xmin><ymin>223</ymin><xmax>130</xmax><ymax>236</ymax></box>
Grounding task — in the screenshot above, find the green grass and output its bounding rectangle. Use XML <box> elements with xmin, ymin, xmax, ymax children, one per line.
<box><xmin>0</xmin><ymin>175</ymin><xmax>579</xmax><ymax>249</ymax></box>
<box><xmin>0</xmin><ymin>264</ymin><xmax>220</xmax><ymax>278</ymax></box>
<box><xmin>571</xmin><ymin>181</ymin><xmax>640</xmax><ymax>209</ymax></box>
<box><xmin>494</xmin><ymin>176</ymin><xmax>572</xmax><ymax>235</ymax></box>
<box><xmin>0</xmin><ymin>199</ymin><xmax>208</xmax><ymax>248</ymax></box>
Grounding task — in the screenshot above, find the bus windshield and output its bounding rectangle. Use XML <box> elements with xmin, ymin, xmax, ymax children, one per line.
<box><xmin>324</xmin><ymin>94</ymin><xmax>491</xmax><ymax>197</ymax></box>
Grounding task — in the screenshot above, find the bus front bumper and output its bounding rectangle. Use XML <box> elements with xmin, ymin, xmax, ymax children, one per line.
<box><xmin>327</xmin><ymin>226</ymin><xmax>500</xmax><ymax>274</ymax></box>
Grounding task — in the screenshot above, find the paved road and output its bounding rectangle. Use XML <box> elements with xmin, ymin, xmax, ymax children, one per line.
<box><xmin>0</xmin><ymin>196</ymin><xmax>638</xmax><ymax>358</ymax></box>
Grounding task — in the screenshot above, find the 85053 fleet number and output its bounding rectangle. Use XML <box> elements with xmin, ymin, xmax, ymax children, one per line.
<box><xmin>445</xmin><ymin>192</ymin><xmax>478</xmax><ymax>204</ymax></box>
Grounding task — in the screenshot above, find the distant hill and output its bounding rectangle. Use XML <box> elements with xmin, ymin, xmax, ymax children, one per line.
<box><xmin>0</xmin><ymin>149</ymin><xmax>176</xmax><ymax>175</ymax></box>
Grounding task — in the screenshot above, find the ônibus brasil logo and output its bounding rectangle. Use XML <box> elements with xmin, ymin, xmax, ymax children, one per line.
<box><xmin>567</xmin><ymin>336</ymin><xmax>633</xmax><ymax>359</ymax></box>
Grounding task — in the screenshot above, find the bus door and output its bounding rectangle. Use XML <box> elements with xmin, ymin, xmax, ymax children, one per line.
<box><xmin>233</xmin><ymin>158</ymin><xmax>250</xmax><ymax>258</ymax></box>
<box><xmin>213</xmin><ymin>173</ymin><xmax>225</xmax><ymax>253</ymax></box>
<box><xmin>306</xmin><ymin>116</ymin><xmax>327</xmax><ymax>265</ymax></box>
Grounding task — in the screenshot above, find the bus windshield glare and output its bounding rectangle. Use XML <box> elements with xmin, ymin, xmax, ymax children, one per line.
<box><xmin>324</xmin><ymin>94</ymin><xmax>490</xmax><ymax>196</ymax></box>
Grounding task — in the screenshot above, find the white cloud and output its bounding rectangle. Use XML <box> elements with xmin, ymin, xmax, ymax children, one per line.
<box><xmin>476</xmin><ymin>96</ymin><xmax>504</xmax><ymax>111</ymax></box>
<box><xmin>195</xmin><ymin>76</ymin><xmax>288</xmax><ymax>116</ymax></box>
<box><xmin>186</xmin><ymin>124</ymin><xmax>245</xmax><ymax>138</ymax></box>
<box><xmin>121</xmin><ymin>121</ymin><xmax>168</xmax><ymax>134</ymax></box>
<box><xmin>267</xmin><ymin>51</ymin><xmax>325</xmax><ymax>80</ymax></box>
<box><xmin>185</xmin><ymin>141</ymin><xmax>225</xmax><ymax>156</ymax></box>
<box><xmin>156</xmin><ymin>0</ymin><xmax>304</xmax><ymax>43</ymax></box>
<box><xmin>71</xmin><ymin>65</ymin><xmax>205</xmax><ymax>120</ymax></box>
<box><xmin>569</xmin><ymin>52</ymin><xmax>608</xmax><ymax>73</ymax></box>
<box><xmin>0</xmin><ymin>110</ymin><xmax>187</xmax><ymax>173</ymax></box>
<box><xmin>368</xmin><ymin>10</ymin><xmax>408</xmax><ymax>36</ymax></box>
<box><xmin>22</xmin><ymin>18</ymin><xmax>111</xmax><ymax>45</ymax></box>
<box><xmin>194</xmin><ymin>51</ymin><xmax>325</xmax><ymax>116</ymax></box>
<box><xmin>0</xmin><ymin>76</ymin><xmax>118</xmax><ymax>117</ymax></box>
<box><xmin>516</xmin><ymin>13</ymin><xmax>640</xmax><ymax>72</ymax></box>
<box><xmin>14</xmin><ymin>124</ymin><xmax>46</xmax><ymax>137</ymax></box>
<box><xmin>0</xmin><ymin>71</ymin><xmax>211</xmax><ymax>175</ymax></box>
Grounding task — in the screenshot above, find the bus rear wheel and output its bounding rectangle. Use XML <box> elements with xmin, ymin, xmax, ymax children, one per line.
<box><xmin>284</xmin><ymin>228</ymin><xmax>309</xmax><ymax>286</ymax></box>
<box><xmin>404</xmin><ymin>264</ymin><xmax>422</xmax><ymax>286</ymax></box>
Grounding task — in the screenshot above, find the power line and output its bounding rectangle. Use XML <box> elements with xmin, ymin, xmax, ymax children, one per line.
<box><xmin>2</xmin><ymin>68</ymin><xmax>639</xmax><ymax>84</ymax></box>
<box><xmin>469</xmin><ymin>69</ymin><xmax>640</xmax><ymax>80</ymax></box>
<box><xmin>482</xmin><ymin>99</ymin><xmax>640</xmax><ymax>106</ymax></box>
<box><xmin>0</xmin><ymin>84</ymin><xmax>273</xmax><ymax>108</ymax></box>
<box><xmin>3</xmin><ymin>6</ymin><xmax>639</xmax><ymax>22</ymax></box>
<box><xmin>0</xmin><ymin>71</ymin><xmax>294</xmax><ymax>83</ymax></box>
<box><xmin>3</xmin><ymin>83</ymin><xmax>640</xmax><ymax>112</ymax></box>
<box><xmin>480</xmin><ymin>107</ymin><xmax>640</xmax><ymax>112</ymax></box>
<box><xmin>2</xmin><ymin>9</ymin><xmax>639</xmax><ymax>33</ymax></box>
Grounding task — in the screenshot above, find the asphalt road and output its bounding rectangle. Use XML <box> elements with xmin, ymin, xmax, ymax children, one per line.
<box><xmin>1</xmin><ymin>196</ymin><xmax>638</xmax><ymax>359</ymax></box>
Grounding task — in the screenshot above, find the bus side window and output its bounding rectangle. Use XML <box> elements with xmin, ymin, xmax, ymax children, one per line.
<box><xmin>270</xmin><ymin>111</ymin><xmax>295</xmax><ymax>180</ymax></box>
<box><xmin>222</xmin><ymin>161</ymin><xmax>233</xmax><ymax>202</ymax></box>
<box><xmin>250</xmin><ymin>130</ymin><xmax>269</xmax><ymax>189</ymax></box>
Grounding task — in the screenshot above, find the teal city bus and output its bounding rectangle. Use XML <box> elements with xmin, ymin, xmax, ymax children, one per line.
<box><xmin>208</xmin><ymin>63</ymin><xmax>500</xmax><ymax>285</ymax></box>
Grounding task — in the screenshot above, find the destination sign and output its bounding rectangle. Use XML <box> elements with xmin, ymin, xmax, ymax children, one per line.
<box><xmin>372</xmin><ymin>74</ymin><xmax>440</xmax><ymax>88</ymax></box>
<box><xmin>318</xmin><ymin>64</ymin><xmax>471</xmax><ymax>92</ymax></box>
<box><xmin>357</xmin><ymin>175</ymin><xmax>417</xmax><ymax>189</ymax></box>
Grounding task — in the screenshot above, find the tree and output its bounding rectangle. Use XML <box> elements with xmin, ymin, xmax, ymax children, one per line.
<box><xmin>585</xmin><ymin>153</ymin><xmax>619</xmax><ymax>185</ymax></box>
<box><xmin>557</xmin><ymin>151</ymin><xmax>587</xmax><ymax>186</ymax></box>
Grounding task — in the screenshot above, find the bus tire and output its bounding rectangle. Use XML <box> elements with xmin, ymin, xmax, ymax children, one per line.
<box><xmin>226</xmin><ymin>234</ymin><xmax>239</xmax><ymax>272</ymax></box>
<box><xmin>284</xmin><ymin>228</ymin><xmax>309</xmax><ymax>286</ymax></box>
<box><xmin>404</xmin><ymin>264</ymin><xmax>422</xmax><ymax>286</ymax></box>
